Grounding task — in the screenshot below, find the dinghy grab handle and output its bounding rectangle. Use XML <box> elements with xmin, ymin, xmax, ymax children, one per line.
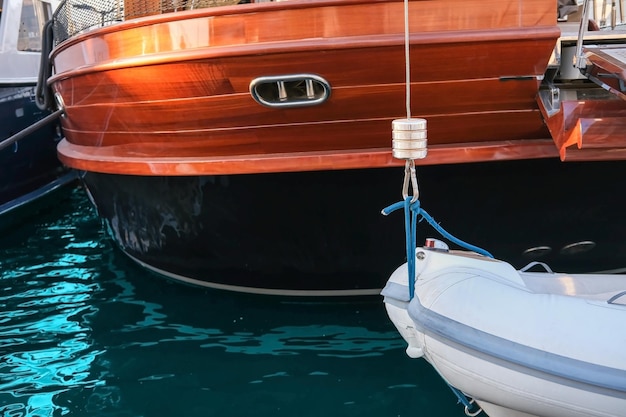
<box><xmin>520</xmin><ymin>261</ymin><xmax>554</xmax><ymax>273</ymax></box>
<box><xmin>608</xmin><ymin>290</ymin><xmax>626</xmax><ymax>305</ymax></box>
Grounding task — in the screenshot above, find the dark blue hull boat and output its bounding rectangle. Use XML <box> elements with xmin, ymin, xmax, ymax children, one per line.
<box><xmin>0</xmin><ymin>0</ymin><xmax>76</xmax><ymax>228</ymax></box>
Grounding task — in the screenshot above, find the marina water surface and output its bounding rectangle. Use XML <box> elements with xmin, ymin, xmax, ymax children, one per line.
<box><xmin>0</xmin><ymin>187</ymin><xmax>462</xmax><ymax>417</ymax></box>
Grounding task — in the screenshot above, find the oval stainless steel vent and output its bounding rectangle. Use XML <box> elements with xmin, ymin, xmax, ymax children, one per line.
<box><xmin>559</xmin><ymin>240</ymin><xmax>596</xmax><ymax>256</ymax></box>
<box><xmin>522</xmin><ymin>246</ymin><xmax>552</xmax><ymax>259</ymax></box>
<box><xmin>249</xmin><ymin>74</ymin><xmax>331</xmax><ymax>108</ymax></box>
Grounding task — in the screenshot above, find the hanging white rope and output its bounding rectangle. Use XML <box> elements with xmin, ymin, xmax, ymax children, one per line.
<box><xmin>391</xmin><ymin>0</ymin><xmax>427</xmax><ymax>202</ymax></box>
<box><xmin>404</xmin><ymin>0</ymin><xmax>411</xmax><ymax>119</ymax></box>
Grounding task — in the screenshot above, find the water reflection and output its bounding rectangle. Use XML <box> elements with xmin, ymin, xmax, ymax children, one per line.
<box><xmin>0</xmin><ymin>187</ymin><xmax>459</xmax><ymax>417</ymax></box>
<box><xmin>117</xmin><ymin>322</ymin><xmax>401</xmax><ymax>357</ymax></box>
<box><xmin>112</xmin><ymin>271</ymin><xmax>403</xmax><ymax>357</ymax></box>
<box><xmin>0</xmin><ymin>189</ymin><xmax>106</xmax><ymax>417</ymax></box>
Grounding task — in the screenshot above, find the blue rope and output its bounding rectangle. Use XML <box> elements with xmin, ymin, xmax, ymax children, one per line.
<box><xmin>382</xmin><ymin>197</ymin><xmax>493</xmax><ymax>300</ymax></box>
<box><xmin>383</xmin><ymin>197</ymin><xmax>487</xmax><ymax>416</ymax></box>
<box><xmin>403</xmin><ymin>198</ymin><xmax>418</xmax><ymax>299</ymax></box>
<box><xmin>447</xmin><ymin>384</ymin><xmax>481</xmax><ymax>415</ymax></box>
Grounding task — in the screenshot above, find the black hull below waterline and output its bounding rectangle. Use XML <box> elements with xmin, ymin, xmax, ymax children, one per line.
<box><xmin>80</xmin><ymin>159</ymin><xmax>626</xmax><ymax>296</ymax></box>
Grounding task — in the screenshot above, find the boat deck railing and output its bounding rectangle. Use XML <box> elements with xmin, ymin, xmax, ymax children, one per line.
<box><xmin>50</xmin><ymin>0</ymin><xmax>626</xmax><ymax>51</ymax></box>
<box><xmin>559</xmin><ymin>0</ymin><xmax>626</xmax><ymax>41</ymax></box>
<box><xmin>51</xmin><ymin>0</ymin><xmax>242</xmax><ymax>45</ymax></box>
<box><xmin>52</xmin><ymin>0</ymin><xmax>121</xmax><ymax>45</ymax></box>
<box><xmin>553</xmin><ymin>0</ymin><xmax>626</xmax><ymax>87</ymax></box>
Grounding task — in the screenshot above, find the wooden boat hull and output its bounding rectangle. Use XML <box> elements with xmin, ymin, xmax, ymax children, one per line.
<box><xmin>51</xmin><ymin>0</ymin><xmax>561</xmax><ymax>175</ymax></box>
<box><xmin>80</xmin><ymin>159</ymin><xmax>626</xmax><ymax>295</ymax></box>
<box><xmin>48</xmin><ymin>0</ymin><xmax>626</xmax><ymax>294</ymax></box>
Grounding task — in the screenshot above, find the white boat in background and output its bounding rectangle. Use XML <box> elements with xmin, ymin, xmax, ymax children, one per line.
<box><xmin>0</xmin><ymin>0</ymin><xmax>76</xmax><ymax>228</ymax></box>
<box><xmin>382</xmin><ymin>238</ymin><xmax>626</xmax><ymax>417</ymax></box>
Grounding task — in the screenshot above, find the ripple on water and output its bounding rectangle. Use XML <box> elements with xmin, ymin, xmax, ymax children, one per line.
<box><xmin>0</xmin><ymin>188</ymin><xmax>461</xmax><ymax>417</ymax></box>
<box><xmin>0</xmin><ymin>190</ymin><xmax>108</xmax><ymax>415</ymax></box>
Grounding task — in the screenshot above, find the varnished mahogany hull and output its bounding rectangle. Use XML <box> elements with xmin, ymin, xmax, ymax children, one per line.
<box><xmin>50</xmin><ymin>0</ymin><xmax>562</xmax><ymax>175</ymax></box>
<box><xmin>82</xmin><ymin>159</ymin><xmax>626</xmax><ymax>295</ymax></box>
<box><xmin>48</xmin><ymin>0</ymin><xmax>584</xmax><ymax>294</ymax></box>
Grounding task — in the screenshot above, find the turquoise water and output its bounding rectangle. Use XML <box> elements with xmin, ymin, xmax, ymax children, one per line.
<box><xmin>0</xmin><ymin>187</ymin><xmax>463</xmax><ymax>417</ymax></box>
